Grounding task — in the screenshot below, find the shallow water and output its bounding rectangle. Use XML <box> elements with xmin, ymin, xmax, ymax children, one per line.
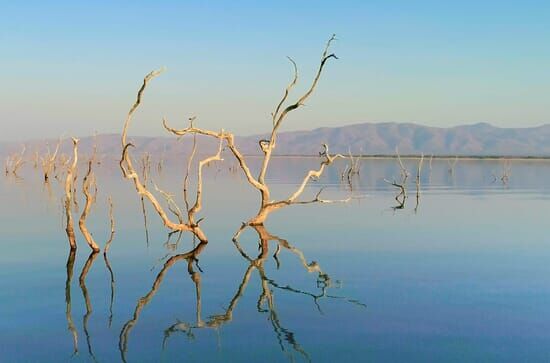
<box><xmin>1</xmin><ymin>157</ymin><xmax>550</xmax><ymax>362</ymax></box>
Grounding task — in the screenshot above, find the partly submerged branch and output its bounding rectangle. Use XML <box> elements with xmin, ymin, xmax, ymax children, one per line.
<box><xmin>79</xmin><ymin>158</ymin><xmax>101</xmax><ymax>252</ymax></box>
<box><xmin>64</xmin><ymin>138</ymin><xmax>79</xmax><ymax>250</ymax></box>
<box><xmin>119</xmin><ymin>69</ymin><xmax>207</xmax><ymax>242</ymax></box>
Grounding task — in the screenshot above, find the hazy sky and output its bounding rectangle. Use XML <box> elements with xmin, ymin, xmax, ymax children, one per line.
<box><xmin>1</xmin><ymin>0</ymin><xmax>550</xmax><ymax>141</ymax></box>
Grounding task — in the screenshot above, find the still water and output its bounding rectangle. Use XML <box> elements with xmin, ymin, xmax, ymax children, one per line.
<box><xmin>1</xmin><ymin>157</ymin><xmax>549</xmax><ymax>362</ymax></box>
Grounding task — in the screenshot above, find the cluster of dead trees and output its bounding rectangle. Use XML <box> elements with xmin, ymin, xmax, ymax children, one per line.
<box><xmin>3</xmin><ymin>34</ymin><xmax>517</xmax><ymax>243</ymax></box>
<box><xmin>4</xmin><ymin>35</ymin><xmax>522</xmax><ymax>360</ymax></box>
<box><xmin>383</xmin><ymin>148</ymin><xmax>425</xmax><ymax>212</ymax></box>
<box><xmin>61</xmin><ymin>138</ymin><xmax>117</xmax><ymax>358</ymax></box>
<box><xmin>59</xmin><ymin>37</ymin><xmax>348</xmax><ymax>359</ymax></box>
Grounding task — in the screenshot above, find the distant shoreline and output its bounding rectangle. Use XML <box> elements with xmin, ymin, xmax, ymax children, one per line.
<box><xmin>245</xmin><ymin>154</ymin><xmax>550</xmax><ymax>161</ymax></box>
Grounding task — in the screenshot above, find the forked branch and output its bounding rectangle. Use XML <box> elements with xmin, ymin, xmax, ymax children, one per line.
<box><xmin>120</xmin><ymin>69</ymin><xmax>208</xmax><ymax>242</ymax></box>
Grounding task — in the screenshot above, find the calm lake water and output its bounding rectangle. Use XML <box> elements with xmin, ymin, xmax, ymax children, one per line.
<box><xmin>1</xmin><ymin>156</ymin><xmax>550</xmax><ymax>362</ymax></box>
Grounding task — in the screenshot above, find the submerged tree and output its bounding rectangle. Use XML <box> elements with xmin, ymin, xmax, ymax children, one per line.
<box><xmin>78</xmin><ymin>157</ymin><xmax>101</xmax><ymax>252</ymax></box>
<box><xmin>4</xmin><ymin>145</ymin><xmax>26</xmax><ymax>177</ymax></box>
<box><xmin>120</xmin><ymin>35</ymin><xmax>349</xmax><ymax>233</ymax></box>
<box><xmin>42</xmin><ymin>138</ymin><xmax>62</xmax><ymax>182</ymax></box>
<box><xmin>120</xmin><ymin>70</ymin><xmax>223</xmax><ymax>243</ymax></box>
<box><xmin>64</xmin><ymin>138</ymin><xmax>79</xmax><ymax>250</ymax></box>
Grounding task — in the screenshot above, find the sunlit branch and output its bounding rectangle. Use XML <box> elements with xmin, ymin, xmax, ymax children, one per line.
<box><xmin>64</xmin><ymin>138</ymin><xmax>79</xmax><ymax>250</ymax></box>
<box><xmin>120</xmin><ymin>69</ymin><xmax>209</xmax><ymax>242</ymax></box>
<box><xmin>79</xmin><ymin>157</ymin><xmax>101</xmax><ymax>252</ymax></box>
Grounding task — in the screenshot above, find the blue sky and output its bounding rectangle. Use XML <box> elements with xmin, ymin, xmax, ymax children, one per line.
<box><xmin>1</xmin><ymin>0</ymin><xmax>549</xmax><ymax>140</ymax></box>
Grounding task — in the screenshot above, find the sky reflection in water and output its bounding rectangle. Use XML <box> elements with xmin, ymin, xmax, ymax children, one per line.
<box><xmin>1</xmin><ymin>157</ymin><xmax>550</xmax><ymax>362</ymax></box>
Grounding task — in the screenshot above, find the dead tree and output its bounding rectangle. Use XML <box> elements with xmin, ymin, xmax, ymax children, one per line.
<box><xmin>342</xmin><ymin>148</ymin><xmax>361</xmax><ymax>189</ymax></box>
<box><xmin>448</xmin><ymin>156</ymin><xmax>458</xmax><ymax>174</ymax></box>
<box><xmin>78</xmin><ymin>157</ymin><xmax>101</xmax><ymax>252</ymax></box>
<box><xmin>163</xmin><ymin>35</ymin><xmax>348</xmax><ymax>225</ymax></box>
<box><xmin>120</xmin><ymin>70</ymin><xmax>224</xmax><ymax>243</ymax></box>
<box><xmin>383</xmin><ymin>147</ymin><xmax>411</xmax><ymax>210</ymax></box>
<box><xmin>414</xmin><ymin>154</ymin><xmax>424</xmax><ymax>213</ymax></box>
<box><xmin>64</xmin><ymin>138</ymin><xmax>79</xmax><ymax>250</ymax></box>
<box><xmin>395</xmin><ymin>147</ymin><xmax>409</xmax><ymax>180</ymax></box>
<box><xmin>383</xmin><ymin>178</ymin><xmax>407</xmax><ymax>210</ymax></box>
<box><xmin>4</xmin><ymin>145</ymin><xmax>26</xmax><ymax>177</ymax></box>
<box><xmin>41</xmin><ymin>138</ymin><xmax>62</xmax><ymax>182</ymax></box>
<box><xmin>501</xmin><ymin>159</ymin><xmax>512</xmax><ymax>184</ymax></box>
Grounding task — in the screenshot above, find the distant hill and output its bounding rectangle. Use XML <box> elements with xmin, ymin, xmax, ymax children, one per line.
<box><xmin>2</xmin><ymin>122</ymin><xmax>550</xmax><ymax>157</ymax></box>
<box><xmin>245</xmin><ymin>122</ymin><xmax>550</xmax><ymax>156</ymax></box>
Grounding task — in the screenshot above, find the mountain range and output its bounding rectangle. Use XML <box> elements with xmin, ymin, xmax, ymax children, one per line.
<box><xmin>2</xmin><ymin>122</ymin><xmax>550</xmax><ymax>157</ymax></box>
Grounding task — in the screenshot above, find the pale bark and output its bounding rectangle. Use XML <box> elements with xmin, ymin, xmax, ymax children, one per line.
<box><xmin>5</xmin><ymin>145</ymin><xmax>26</xmax><ymax>177</ymax></box>
<box><xmin>120</xmin><ymin>69</ymin><xmax>212</xmax><ymax>243</ymax></box>
<box><xmin>121</xmin><ymin>36</ymin><xmax>345</xmax><ymax>229</ymax></box>
<box><xmin>79</xmin><ymin>158</ymin><xmax>101</xmax><ymax>252</ymax></box>
<box><xmin>161</xmin><ymin>35</ymin><xmax>344</xmax><ymax>226</ymax></box>
<box><xmin>64</xmin><ymin>138</ymin><xmax>79</xmax><ymax>250</ymax></box>
<box><xmin>42</xmin><ymin>137</ymin><xmax>61</xmax><ymax>182</ymax></box>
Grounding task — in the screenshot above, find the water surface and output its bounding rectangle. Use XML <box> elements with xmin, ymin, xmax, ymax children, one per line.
<box><xmin>1</xmin><ymin>157</ymin><xmax>549</xmax><ymax>362</ymax></box>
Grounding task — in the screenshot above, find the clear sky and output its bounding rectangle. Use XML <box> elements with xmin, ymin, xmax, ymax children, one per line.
<box><xmin>1</xmin><ymin>0</ymin><xmax>549</xmax><ymax>141</ymax></box>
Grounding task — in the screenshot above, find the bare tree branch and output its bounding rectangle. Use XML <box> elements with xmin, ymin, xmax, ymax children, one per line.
<box><xmin>64</xmin><ymin>138</ymin><xmax>79</xmax><ymax>250</ymax></box>
<box><xmin>79</xmin><ymin>157</ymin><xmax>101</xmax><ymax>252</ymax></box>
